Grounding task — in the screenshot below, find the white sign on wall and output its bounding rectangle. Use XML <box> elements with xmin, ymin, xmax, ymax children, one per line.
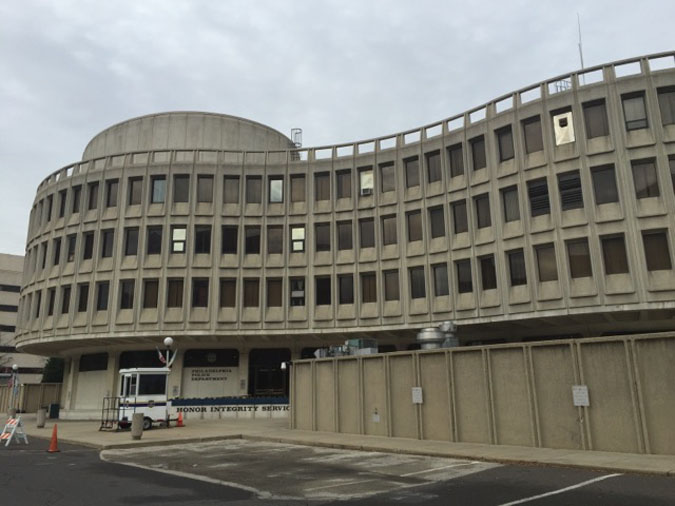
<box><xmin>412</xmin><ymin>387</ymin><xmax>423</xmax><ymax>404</ymax></box>
<box><xmin>181</xmin><ymin>367</ymin><xmax>239</xmax><ymax>398</ymax></box>
<box><xmin>572</xmin><ymin>385</ymin><xmax>590</xmax><ymax>407</ymax></box>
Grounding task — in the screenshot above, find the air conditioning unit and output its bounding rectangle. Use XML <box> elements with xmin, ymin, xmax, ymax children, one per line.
<box><xmin>360</xmin><ymin>187</ymin><xmax>373</xmax><ymax>196</ymax></box>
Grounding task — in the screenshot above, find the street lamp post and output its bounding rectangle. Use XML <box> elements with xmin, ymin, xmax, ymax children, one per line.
<box><xmin>280</xmin><ymin>361</ymin><xmax>291</xmax><ymax>397</ymax></box>
<box><xmin>163</xmin><ymin>337</ymin><xmax>174</xmax><ymax>428</ymax></box>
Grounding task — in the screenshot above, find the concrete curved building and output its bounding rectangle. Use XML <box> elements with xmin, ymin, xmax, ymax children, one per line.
<box><xmin>16</xmin><ymin>52</ymin><xmax>675</xmax><ymax>418</ymax></box>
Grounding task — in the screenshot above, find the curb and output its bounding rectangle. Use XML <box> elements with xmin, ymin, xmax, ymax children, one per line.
<box><xmin>28</xmin><ymin>432</ymin><xmax>244</xmax><ymax>451</ymax></box>
<box><xmin>240</xmin><ymin>434</ymin><xmax>675</xmax><ymax>477</ymax></box>
<box><xmin>28</xmin><ymin>429</ymin><xmax>675</xmax><ymax>477</ymax></box>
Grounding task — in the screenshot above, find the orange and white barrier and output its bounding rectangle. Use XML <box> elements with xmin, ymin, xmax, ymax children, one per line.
<box><xmin>1</xmin><ymin>417</ymin><xmax>29</xmax><ymax>447</ymax></box>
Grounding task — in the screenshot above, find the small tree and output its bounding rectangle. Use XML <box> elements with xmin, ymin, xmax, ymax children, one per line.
<box><xmin>42</xmin><ymin>357</ymin><xmax>65</xmax><ymax>383</ymax></box>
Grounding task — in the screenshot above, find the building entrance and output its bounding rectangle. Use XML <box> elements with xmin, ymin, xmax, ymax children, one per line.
<box><xmin>248</xmin><ymin>348</ymin><xmax>290</xmax><ymax>396</ymax></box>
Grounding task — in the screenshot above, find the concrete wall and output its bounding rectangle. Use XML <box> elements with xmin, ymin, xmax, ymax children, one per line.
<box><xmin>0</xmin><ymin>383</ymin><xmax>61</xmax><ymax>413</ymax></box>
<box><xmin>82</xmin><ymin>112</ymin><xmax>295</xmax><ymax>160</ymax></box>
<box><xmin>291</xmin><ymin>333</ymin><xmax>675</xmax><ymax>455</ymax></box>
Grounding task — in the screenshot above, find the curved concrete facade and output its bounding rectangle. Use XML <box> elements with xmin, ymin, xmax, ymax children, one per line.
<box><xmin>14</xmin><ymin>52</ymin><xmax>675</xmax><ymax>416</ymax></box>
<box><xmin>82</xmin><ymin>112</ymin><xmax>296</xmax><ymax>160</ymax></box>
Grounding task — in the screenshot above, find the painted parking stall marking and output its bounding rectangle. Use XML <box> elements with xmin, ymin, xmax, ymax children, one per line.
<box><xmin>498</xmin><ymin>473</ymin><xmax>622</xmax><ymax>506</ymax></box>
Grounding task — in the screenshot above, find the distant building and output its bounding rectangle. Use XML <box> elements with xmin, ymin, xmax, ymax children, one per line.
<box><xmin>14</xmin><ymin>52</ymin><xmax>675</xmax><ymax>419</ymax></box>
<box><xmin>0</xmin><ymin>253</ymin><xmax>45</xmax><ymax>385</ymax></box>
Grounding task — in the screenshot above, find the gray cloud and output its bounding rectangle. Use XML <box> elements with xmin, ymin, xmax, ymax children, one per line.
<box><xmin>1</xmin><ymin>0</ymin><xmax>673</xmax><ymax>254</ymax></box>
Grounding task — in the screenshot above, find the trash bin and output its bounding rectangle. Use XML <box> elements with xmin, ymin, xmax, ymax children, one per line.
<box><xmin>48</xmin><ymin>403</ymin><xmax>60</xmax><ymax>419</ymax></box>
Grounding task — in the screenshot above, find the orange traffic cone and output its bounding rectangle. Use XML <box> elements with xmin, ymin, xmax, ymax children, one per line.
<box><xmin>176</xmin><ymin>412</ymin><xmax>185</xmax><ymax>428</ymax></box>
<box><xmin>47</xmin><ymin>424</ymin><xmax>60</xmax><ymax>453</ymax></box>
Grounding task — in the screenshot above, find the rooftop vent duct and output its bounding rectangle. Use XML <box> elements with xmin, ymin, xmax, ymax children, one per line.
<box><xmin>417</xmin><ymin>321</ymin><xmax>458</xmax><ymax>349</ymax></box>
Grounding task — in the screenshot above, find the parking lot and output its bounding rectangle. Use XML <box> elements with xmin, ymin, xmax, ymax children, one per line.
<box><xmin>2</xmin><ymin>436</ymin><xmax>674</xmax><ymax>505</ymax></box>
<box><xmin>102</xmin><ymin>439</ymin><xmax>498</xmax><ymax>500</ymax></box>
<box><xmin>101</xmin><ymin>439</ymin><xmax>675</xmax><ymax>505</ymax></box>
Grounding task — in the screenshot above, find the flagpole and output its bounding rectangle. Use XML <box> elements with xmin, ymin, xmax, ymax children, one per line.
<box><xmin>10</xmin><ymin>364</ymin><xmax>19</xmax><ymax>416</ymax></box>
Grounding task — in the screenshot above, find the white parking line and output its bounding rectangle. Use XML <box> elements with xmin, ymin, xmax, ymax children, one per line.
<box><xmin>305</xmin><ymin>461</ymin><xmax>481</xmax><ymax>490</ymax></box>
<box><xmin>498</xmin><ymin>473</ymin><xmax>622</xmax><ymax>506</ymax></box>
<box><xmin>400</xmin><ymin>462</ymin><xmax>477</xmax><ymax>477</ymax></box>
<box><xmin>304</xmin><ymin>478</ymin><xmax>378</xmax><ymax>492</ymax></box>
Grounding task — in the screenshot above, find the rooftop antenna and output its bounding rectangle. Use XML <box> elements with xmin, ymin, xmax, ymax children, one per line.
<box><xmin>577</xmin><ymin>13</ymin><xmax>585</xmax><ymax>83</ymax></box>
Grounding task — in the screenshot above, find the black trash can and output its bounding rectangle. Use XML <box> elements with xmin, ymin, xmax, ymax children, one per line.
<box><xmin>48</xmin><ymin>403</ymin><xmax>60</xmax><ymax>419</ymax></box>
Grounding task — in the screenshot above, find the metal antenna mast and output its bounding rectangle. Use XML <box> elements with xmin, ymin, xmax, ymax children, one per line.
<box><xmin>577</xmin><ymin>13</ymin><xmax>585</xmax><ymax>71</ymax></box>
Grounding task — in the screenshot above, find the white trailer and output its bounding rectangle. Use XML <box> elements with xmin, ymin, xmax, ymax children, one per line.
<box><xmin>118</xmin><ymin>367</ymin><xmax>173</xmax><ymax>430</ymax></box>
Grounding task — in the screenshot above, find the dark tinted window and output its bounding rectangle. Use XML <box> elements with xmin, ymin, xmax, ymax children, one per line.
<box><xmin>426</xmin><ymin>151</ymin><xmax>441</xmax><ymax>183</ymax></box>
<box><xmin>409</xmin><ymin>267</ymin><xmax>426</xmax><ymax>299</ymax></box>
<box><xmin>601</xmin><ymin>235</ymin><xmax>629</xmax><ymax>274</ymax></box>
<box><xmin>522</xmin><ymin>116</ymin><xmax>543</xmax><ymax>153</ymax></box>
<box><xmin>470</xmin><ymin>136</ymin><xmax>486</xmax><ymax>171</ymax></box>
<box><xmin>222</xmin><ymin>225</ymin><xmax>238</xmax><ymax>254</ymax></box>
<box><xmin>447</xmin><ymin>143</ymin><xmax>464</xmax><ymax>177</ymax></box>
<box><xmin>316</xmin><ymin>277</ymin><xmax>331</xmax><ymax>305</ymax></box>
<box><xmin>246</xmin><ymin>176</ymin><xmax>262</xmax><ymax>204</ymax></box>
<box><xmin>591</xmin><ymin>164</ymin><xmax>619</xmax><ymax>204</ymax></box>
<box><xmin>404</xmin><ymin>157</ymin><xmax>420</xmax><ymax>188</ymax></box>
<box><xmin>173</xmin><ymin>175</ymin><xmax>190</xmax><ymax>203</ymax></box>
<box><xmin>496</xmin><ymin>126</ymin><xmax>514</xmax><ymax>161</ymax></box>
<box><xmin>583</xmin><ymin>100</ymin><xmax>610</xmax><ymax>138</ymax></box>
<box><xmin>315</xmin><ymin>223</ymin><xmax>331</xmax><ymax>252</ymax></box>
<box><xmin>245</xmin><ymin>226</ymin><xmax>260</xmax><ymax>254</ymax></box>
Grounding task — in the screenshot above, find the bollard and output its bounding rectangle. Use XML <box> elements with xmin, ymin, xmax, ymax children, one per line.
<box><xmin>37</xmin><ymin>408</ymin><xmax>47</xmax><ymax>428</ymax></box>
<box><xmin>131</xmin><ymin>413</ymin><xmax>144</xmax><ymax>440</ymax></box>
<box><xmin>8</xmin><ymin>407</ymin><xmax>17</xmax><ymax>419</ymax></box>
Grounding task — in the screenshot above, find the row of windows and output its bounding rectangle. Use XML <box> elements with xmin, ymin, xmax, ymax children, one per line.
<box><xmin>0</xmin><ymin>284</ymin><xmax>21</xmax><ymax>293</ymax></box>
<box><xmin>22</xmin><ymin>229</ymin><xmax>674</xmax><ymax>321</ymax></box>
<box><xmin>26</xmin><ymin>157</ymin><xmax>675</xmax><ymax>274</ymax></box>
<box><xmin>29</xmin><ymin>87</ymin><xmax>675</xmax><ymax>235</ymax></box>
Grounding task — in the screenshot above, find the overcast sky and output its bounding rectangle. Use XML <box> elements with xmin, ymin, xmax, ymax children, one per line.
<box><xmin>1</xmin><ymin>0</ymin><xmax>673</xmax><ymax>255</ymax></box>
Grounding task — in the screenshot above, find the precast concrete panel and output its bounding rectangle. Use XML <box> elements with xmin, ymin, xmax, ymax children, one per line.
<box><xmin>152</xmin><ymin>114</ymin><xmax>171</xmax><ymax>151</ymax></box>
<box><xmin>362</xmin><ymin>357</ymin><xmax>387</xmax><ymax>436</ymax></box>
<box><xmin>337</xmin><ymin>359</ymin><xmax>360</xmax><ymax>434</ymax></box>
<box><xmin>185</xmin><ymin>114</ymin><xmax>204</xmax><ymax>149</ymax></box>
<box><xmin>168</xmin><ymin>113</ymin><xmax>188</xmax><ymax>151</ymax></box>
<box><xmin>138</xmin><ymin>116</ymin><xmax>154</xmax><ymax>151</ymax></box>
<box><xmin>452</xmin><ymin>350</ymin><xmax>491</xmax><ymax>444</ymax></box>
<box><xmin>530</xmin><ymin>344</ymin><xmax>582</xmax><ymax>450</ymax></box>
<box><xmin>488</xmin><ymin>348</ymin><xmax>533</xmax><ymax>446</ymax></box>
<box><xmin>315</xmin><ymin>361</ymin><xmax>336</xmax><ymax>432</ymax></box>
<box><xmin>203</xmin><ymin>115</ymin><xmax>221</xmax><ymax>151</ymax></box>
<box><xmin>419</xmin><ymin>352</ymin><xmax>452</xmax><ymax>441</ymax></box>
<box><xmin>388</xmin><ymin>354</ymin><xmax>417</xmax><ymax>438</ymax></box>
<box><xmin>293</xmin><ymin>362</ymin><xmax>313</xmax><ymax>430</ymax></box>
<box><xmin>124</xmin><ymin>119</ymin><xmax>141</xmax><ymax>154</ymax></box>
<box><xmin>633</xmin><ymin>337</ymin><xmax>675</xmax><ymax>454</ymax></box>
<box><xmin>579</xmin><ymin>341</ymin><xmax>640</xmax><ymax>453</ymax></box>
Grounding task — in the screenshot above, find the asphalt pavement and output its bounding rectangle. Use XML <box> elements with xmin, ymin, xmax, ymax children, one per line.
<box><xmin>7</xmin><ymin>414</ymin><xmax>675</xmax><ymax>505</ymax></box>
<box><xmin>20</xmin><ymin>415</ymin><xmax>675</xmax><ymax>476</ymax></box>
<box><xmin>3</xmin><ymin>437</ymin><xmax>674</xmax><ymax>505</ymax></box>
<box><xmin>0</xmin><ymin>438</ymin><xmax>253</xmax><ymax>506</ymax></box>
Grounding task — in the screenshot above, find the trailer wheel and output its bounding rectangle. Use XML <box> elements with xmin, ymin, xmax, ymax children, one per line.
<box><xmin>143</xmin><ymin>417</ymin><xmax>152</xmax><ymax>431</ymax></box>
